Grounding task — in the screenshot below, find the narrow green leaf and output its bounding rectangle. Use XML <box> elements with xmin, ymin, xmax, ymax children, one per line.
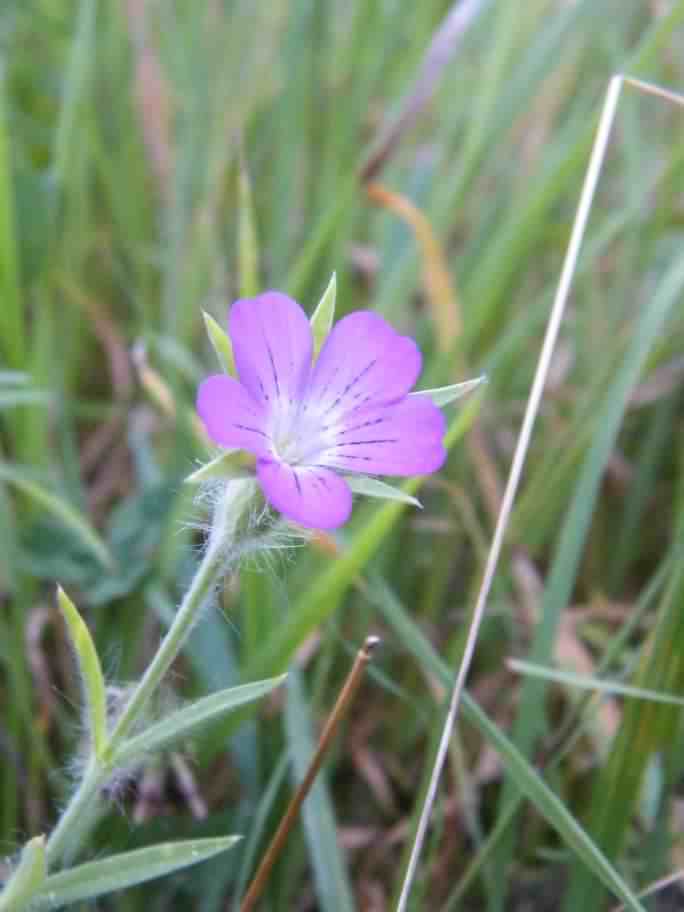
<box><xmin>203</xmin><ymin>311</ymin><xmax>236</xmax><ymax>375</ymax></box>
<box><xmin>238</xmin><ymin>160</ymin><xmax>260</xmax><ymax>298</ymax></box>
<box><xmin>0</xmin><ymin>835</ymin><xmax>47</xmax><ymax>911</ymax></box>
<box><xmin>509</xmin><ymin>660</ymin><xmax>684</xmax><ymax>707</ymax></box>
<box><xmin>184</xmin><ymin>450</ymin><xmax>251</xmax><ymax>484</ymax></box>
<box><xmin>346</xmin><ymin>475</ymin><xmax>422</xmax><ymax>509</ymax></box>
<box><xmin>285</xmin><ymin>672</ymin><xmax>355</xmax><ymax>912</ymax></box>
<box><xmin>499</xmin><ymin>253</ymin><xmax>684</xmax><ymax>889</ymax></box>
<box><xmin>31</xmin><ymin>837</ymin><xmax>240</xmax><ymax>909</ymax></box>
<box><xmin>53</xmin><ymin>0</ymin><xmax>98</xmax><ymax>184</ymax></box>
<box><xmin>310</xmin><ymin>272</ymin><xmax>336</xmax><ymax>357</ymax></box>
<box><xmin>410</xmin><ymin>375</ymin><xmax>487</xmax><ymax>407</ymax></box>
<box><xmin>114</xmin><ymin>676</ymin><xmax>285</xmax><ymax>765</ymax></box>
<box><xmin>58</xmin><ymin>587</ymin><xmax>108</xmax><ymax>759</ymax></box>
<box><xmin>0</xmin><ymin>463</ymin><xmax>112</xmax><ymax>569</ymax></box>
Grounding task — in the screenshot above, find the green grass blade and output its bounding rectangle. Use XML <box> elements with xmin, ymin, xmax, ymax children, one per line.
<box><xmin>0</xmin><ymin>463</ymin><xmax>112</xmax><ymax>569</ymax></box>
<box><xmin>370</xmin><ymin>579</ymin><xmax>646</xmax><ymax>911</ymax></box>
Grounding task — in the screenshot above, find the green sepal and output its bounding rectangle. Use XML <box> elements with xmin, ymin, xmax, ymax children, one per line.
<box><xmin>410</xmin><ymin>375</ymin><xmax>487</xmax><ymax>407</ymax></box>
<box><xmin>58</xmin><ymin>586</ymin><xmax>108</xmax><ymax>759</ymax></box>
<box><xmin>310</xmin><ymin>272</ymin><xmax>336</xmax><ymax>357</ymax></box>
<box><xmin>346</xmin><ymin>475</ymin><xmax>422</xmax><ymax>509</ymax></box>
<box><xmin>202</xmin><ymin>311</ymin><xmax>236</xmax><ymax>375</ymax></box>
<box><xmin>184</xmin><ymin>450</ymin><xmax>254</xmax><ymax>485</ymax></box>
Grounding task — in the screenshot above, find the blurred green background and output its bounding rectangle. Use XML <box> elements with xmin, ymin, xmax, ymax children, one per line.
<box><xmin>1</xmin><ymin>1</ymin><xmax>684</xmax><ymax>908</ymax></box>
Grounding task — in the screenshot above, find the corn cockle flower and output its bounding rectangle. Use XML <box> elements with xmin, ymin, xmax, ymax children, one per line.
<box><xmin>197</xmin><ymin>292</ymin><xmax>448</xmax><ymax>530</ymax></box>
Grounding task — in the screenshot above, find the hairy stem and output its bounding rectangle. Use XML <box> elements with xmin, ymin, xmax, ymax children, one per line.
<box><xmin>45</xmin><ymin>479</ymin><xmax>255</xmax><ymax>868</ymax></box>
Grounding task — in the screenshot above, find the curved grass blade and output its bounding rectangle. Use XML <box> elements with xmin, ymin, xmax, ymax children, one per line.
<box><xmin>509</xmin><ymin>660</ymin><xmax>684</xmax><ymax>707</ymax></box>
<box><xmin>370</xmin><ymin>578</ymin><xmax>645</xmax><ymax>912</ymax></box>
<box><xmin>0</xmin><ymin>463</ymin><xmax>112</xmax><ymax>569</ymax></box>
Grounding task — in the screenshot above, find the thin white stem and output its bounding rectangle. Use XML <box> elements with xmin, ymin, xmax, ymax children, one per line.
<box><xmin>395</xmin><ymin>74</ymin><xmax>625</xmax><ymax>912</ymax></box>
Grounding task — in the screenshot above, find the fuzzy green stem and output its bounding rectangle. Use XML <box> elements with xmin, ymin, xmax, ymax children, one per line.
<box><xmin>45</xmin><ymin>480</ymin><xmax>255</xmax><ymax>868</ymax></box>
<box><xmin>107</xmin><ymin>481</ymin><xmax>253</xmax><ymax>752</ymax></box>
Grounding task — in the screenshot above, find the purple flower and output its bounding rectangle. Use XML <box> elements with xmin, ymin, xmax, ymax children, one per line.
<box><xmin>197</xmin><ymin>291</ymin><xmax>446</xmax><ymax>530</ymax></box>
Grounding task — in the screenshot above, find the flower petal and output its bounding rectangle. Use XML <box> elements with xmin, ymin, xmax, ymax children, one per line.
<box><xmin>307</xmin><ymin>311</ymin><xmax>421</xmax><ymax>420</ymax></box>
<box><xmin>197</xmin><ymin>374</ymin><xmax>271</xmax><ymax>456</ymax></box>
<box><xmin>321</xmin><ymin>395</ymin><xmax>447</xmax><ymax>476</ymax></box>
<box><xmin>229</xmin><ymin>292</ymin><xmax>313</xmax><ymax>407</ymax></box>
<box><xmin>256</xmin><ymin>459</ymin><xmax>352</xmax><ymax>530</ymax></box>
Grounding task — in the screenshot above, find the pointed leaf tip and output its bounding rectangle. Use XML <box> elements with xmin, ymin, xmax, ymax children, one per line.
<box><xmin>184</xmin><ymin>450</ymin><xmax>253</xmax><ymax>484</ymax></box>
<box><xmin>58</xmin><ymin>586</ymin><xmax>108</xmax><ymax>759</ymax></box>
<box><xmin>0</xmin><ymin>835</ymin><xmax>47</xmax><ymax>911</ymax></box>
<box><xmin>310</xmin><ymin>273</ymin><xmax>337</xmax><ymax>357</ymax></box>
<box><xmin>410</xmin><ymin>375</ymin><xmax>487</xmax><ymax>407</ymax></box>
<box><xmin>203</xmin><ymin>311</ymin><xmax>236</xmax><ymax>375</ymax></box>
<box><xmin>346</xmin><ymin>475</ymin><xmax>422</xmax><ymax>509</ymax></box>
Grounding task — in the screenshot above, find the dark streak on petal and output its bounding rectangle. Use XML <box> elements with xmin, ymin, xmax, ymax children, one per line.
<box><xmin>265</xmin><ymin>340</ymin><xmax>281</xmax><ymax>398</ymax></box>
<box><xmin>234</xmin><ymin>423</ymin><xmax>270</xmax><ymax>438</ymax></box>
<box><xmin>334</xmin><ymin>438</ymin><xmax>398</xmax><ymax>447</ymax></box>
<box><xmin>292</xmin><ymin>469</ymin><xmax>302</xmax><ymax>496</ymax></box>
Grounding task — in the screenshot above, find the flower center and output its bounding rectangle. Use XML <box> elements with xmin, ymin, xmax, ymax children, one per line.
<box><xmin>269</xmin><ymin>400</ymin><xmax>332</xmax><ymax>466</ymax></box>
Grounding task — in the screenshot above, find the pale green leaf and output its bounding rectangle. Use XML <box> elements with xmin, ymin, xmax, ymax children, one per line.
<box><xmin>346</xmin><ymin>475</ymin><xmax>422</xmax><ymax>509</ymax></box>
<box><xmin>184</xmin><ymin>451</ymin><xmax>252</xmax><ymax>485</ymax></box>
<box><xmin>58</xmin><ymin>587</ymin><xmax>108</xmax><ymax>758</ymax></box>
<box><xmin>310</xmin><ymin>272</ymin><xmax>336</xmax><ymax>357</ymax></box>
<box><xmin>203</xmin><ymin>311</ymin><xmax>236</xmax><ymax>375</ymax></box>
<box><xmin>114</xmin><ymin>675</ymin><xmax>286</xmax><ymax>765</ymax></box>
<box><xmin>31</xmin><ymin>837</ymin><xmax>240</xmax><ymax>909</ymax></box>
<box><xmin>410</xmin><ymin>375</ymin><xmax>487</xmax><ymax>407</ymax></box>
<box><xmin>0</xmin><ymin>835</ymin><xmax>47</xmax><ymax>911</ymax></box>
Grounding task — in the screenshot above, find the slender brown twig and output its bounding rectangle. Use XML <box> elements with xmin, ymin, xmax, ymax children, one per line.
<box><xmin>240</xmin><ymin>636</ymin><xmax>381</xmax><ymax>912</ymax></box>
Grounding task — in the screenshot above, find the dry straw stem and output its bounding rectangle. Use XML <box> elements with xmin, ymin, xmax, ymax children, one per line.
<box><xmin>396</xmin><ymin>73</ymin><xmax>684</xmax><ymax>912</ymax></box>
<box><xmin>241</xmin><ymin>636</ymin><xmax>380</xmax><ymax>912</ymax></box>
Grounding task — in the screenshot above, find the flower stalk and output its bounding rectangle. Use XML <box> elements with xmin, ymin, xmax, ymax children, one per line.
<box><xmin>45</xmin><ymin>479</ymin><xmax>256</xmax><ymax>867</ymax></box>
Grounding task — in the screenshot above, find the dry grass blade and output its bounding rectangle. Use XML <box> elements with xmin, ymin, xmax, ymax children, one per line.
<box><xmin>395</xmin><ymin>73</ymin><xmax>630</xmax><ymax>911</ymax></box>
<box><xmin>240</xmin><ymin>637</ymin><xmax>380</xmax><ymax>912</ymax></box>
